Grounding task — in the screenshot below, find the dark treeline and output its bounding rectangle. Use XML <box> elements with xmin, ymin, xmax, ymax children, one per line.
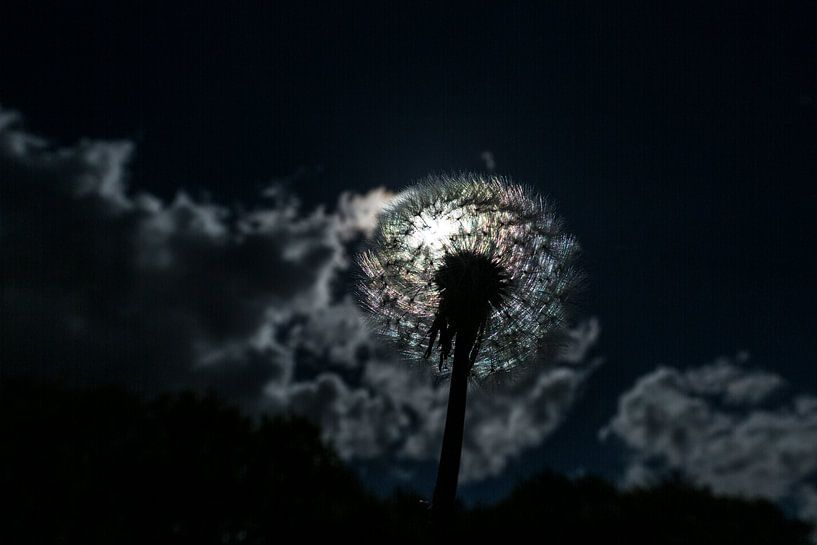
<box><xmin>0</xmin><ymin>380</ymin><xmax>811</xmax><ymax>544</ymax></box>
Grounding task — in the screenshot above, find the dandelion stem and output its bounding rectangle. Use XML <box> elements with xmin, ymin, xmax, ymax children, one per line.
<box><xmin>431</xmin><ymin>323</ymin><xmax>478</xmax><ymax>527</ymax></box>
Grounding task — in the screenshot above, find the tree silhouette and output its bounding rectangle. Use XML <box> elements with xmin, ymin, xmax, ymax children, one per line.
<box><xmin>0</xmin><ymin>380</ymin><xmax>395</xmax><ymax>544</ymax></box>
<box><xmin>1</xmin><ymin>380</ymin><xmax>811</xmax><ymax>544</ymax></box>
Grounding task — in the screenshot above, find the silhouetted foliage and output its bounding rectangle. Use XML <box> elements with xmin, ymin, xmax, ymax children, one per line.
<box><xmin>1</xmin><ymin>380</ymin><xmax>811</xmax><ymax>544</ymax></box>
<box><xmin>0</xmin><ymin>380</ymin><xmax>398</xmax><ymax>544</ymax></box>
<box><xmin>460</xmin><ymin>471</ymin><xmax>812</xmax><ymax>545</ymax></box>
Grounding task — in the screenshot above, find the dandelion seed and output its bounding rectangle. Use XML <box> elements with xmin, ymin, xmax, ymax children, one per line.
<box><xmin>356</xmin><ymin>172</ymin><xmax>581</xmax><ymax>526</ymax></box>
<box><xmin>358</xmin><ymin>172</ymin><xmax>581</xmax><ymax>379</ymax></box>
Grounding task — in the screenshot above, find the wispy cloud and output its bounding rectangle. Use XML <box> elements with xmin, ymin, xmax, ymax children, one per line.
<box><xmin>0</xmin><ymin>105</ymin><xmax>602</xmax><ymax>482</ymax></box>
<box><xmin>601</xmin><ymin>354</ymin><xmax>817</xmax><ymax>533</ymax></box>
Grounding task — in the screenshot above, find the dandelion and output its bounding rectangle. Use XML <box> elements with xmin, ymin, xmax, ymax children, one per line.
<box><xmin>357</xmin><ymin>173</ymin><xmax>581</xmax><ymax>523</ymax></box>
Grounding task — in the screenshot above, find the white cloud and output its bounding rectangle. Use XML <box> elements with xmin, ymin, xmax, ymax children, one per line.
<box><xmin>0</xmin><ymin>104</ymin><xmax>602</xmax><ymax>484</ymax></box>
<box><xmin>481</xmin><ymin>150</ymin><xmax>496</xmax><ymax>171</ymax></box>
<box><xmin>334</xmin><ymin>187</ymin><xmax>396</xmax><ymax>241</ymax></box>
<box><xmin>602</xmin><ymin>354</ymin><xmax>817</xmax><ymax>531</ymax></box>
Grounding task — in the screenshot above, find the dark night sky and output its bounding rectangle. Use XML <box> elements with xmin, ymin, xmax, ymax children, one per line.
<box><xmin>2</xmin><ymin>1</ymin><xmax>816</xmax><ymax>503</ymax></box>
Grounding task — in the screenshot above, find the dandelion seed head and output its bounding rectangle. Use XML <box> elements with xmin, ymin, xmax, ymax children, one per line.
<box><xmin>357</xmin><ymin>173</ymin><xmax>581</xmax><ymax>380</ymax></box>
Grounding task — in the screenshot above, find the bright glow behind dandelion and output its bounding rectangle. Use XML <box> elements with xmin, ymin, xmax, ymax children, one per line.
<box><xmin>358</xmin><ymin>173</ymin><xmax>581</xmax><ymax>380</ymax></box>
